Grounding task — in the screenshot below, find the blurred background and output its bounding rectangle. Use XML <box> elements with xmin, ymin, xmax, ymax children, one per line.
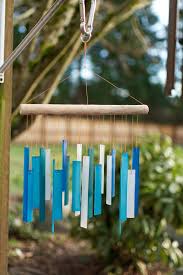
<box><xmin>9</xmin><ymin>0</ymin><xmax>183</xmax><ymax>274</ymax></box>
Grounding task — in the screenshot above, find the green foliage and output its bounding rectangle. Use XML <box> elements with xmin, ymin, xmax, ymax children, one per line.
<box><xmin>71</xmin><ymin>136</ymin><xmax>183</xmax><ymax>272</ymax></box>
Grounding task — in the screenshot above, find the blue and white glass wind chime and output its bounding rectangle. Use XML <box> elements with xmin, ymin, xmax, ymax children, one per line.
<box><xmin>20</xmin><ymin>0</ymin><xmax>149</xmax><ymax>233</ymax></box>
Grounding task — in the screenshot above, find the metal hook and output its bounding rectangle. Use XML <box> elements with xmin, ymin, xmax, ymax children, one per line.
<box><xmin>80</xmin><ymin>0</ymin><xmax>96</xmax><ymax>43</ymax></box>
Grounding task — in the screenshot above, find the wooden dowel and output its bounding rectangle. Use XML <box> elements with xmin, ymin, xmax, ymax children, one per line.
<box><xmin>20</xmin><ymin>104</ymin><xmax>149</xmax><ymax>116</ymax></box>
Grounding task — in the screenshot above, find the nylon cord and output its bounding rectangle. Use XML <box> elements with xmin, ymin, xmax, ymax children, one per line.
<box><xmin>23</xmin><ymin>67</ymin><xmax>145</xmax><ymax>109</ymax></box>
<box><xmin>93</xmin><ymin>72</ymin><xmax>145</xmax><ymax>105</ymax></box>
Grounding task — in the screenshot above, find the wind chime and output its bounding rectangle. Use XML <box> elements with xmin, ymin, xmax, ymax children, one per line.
<box><xmin>20</xmin><ymin>0</ymin><xmax>149</xmax><ymax>233</ymax></box>
<box><xmin>0</xmin><ymin>0</ymin><xmax>5</xmax><ymax>83</ymax></box>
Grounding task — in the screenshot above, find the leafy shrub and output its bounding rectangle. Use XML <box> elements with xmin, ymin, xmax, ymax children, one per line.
<box><xmin>71</xmin><ymin>135</ymin><xmax>183</xmax><ymax>273</ymax></box>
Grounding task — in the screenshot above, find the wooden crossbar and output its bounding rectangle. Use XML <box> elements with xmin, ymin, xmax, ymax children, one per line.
<box><xmin>20</xmin><ymin>104</ymin><xmax>149</xmax><ymax>116</ymax></box>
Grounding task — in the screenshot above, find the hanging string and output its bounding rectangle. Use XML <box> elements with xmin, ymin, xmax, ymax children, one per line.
<box><xmin>110</xmin><ymin>114</ymin><xmax>112</xmax><ymax>153</ymax></box>
<box><xmin>26</xmin><ymin>115</ymin><xmax>28</xmax><ymax>147</ymax></box>
<box><xmin>45</xmin><ymin>115</ymin><xmax>48</xmax><ymax>149</ymax></box>
<box><xmin>124</xmin><ymin>115</ymin><xmax>127</xmax><ymax>152</ymax></box>
<box><xmin>25</xmin><ymin>75</ymin><xmax>71</xmax><ymax>104</ymax></box>
<box><xmin>30</xmin><ymin>114</ymin><xmax>33</xmax><ymax>157</ymax></box>
<box><xmin>35</xmin><ymin>115</ymin><xmax>38</xmax><ymax>155</ymax></box>
<box><xmin>93</xmin><ymin>72</ymin><xmax>145</xmax><ymax>106</ymax></box>
<box><xmin>120</xmin><ymin>115</ymin><xmax>123</xmax><ymax>153</ymax></box>
<box><xmin>84</xmin><ymin>42</ymin><xmax>89</xmax><ymax>105</ymax></box>
<box><xmin>112</xmin><ymin>115</ymin><xmax>115</xmax><ymax>149</ymax></box>
<box><xmin>131</xmin><ymin>116</ymin><xmax>134</xmax><ymax>170</ymax></box>
<box><xmin>136</xmin><ymin>115</ymin><xmax>139</xmax><ymax>148</ymax></box>
<box><xmin>23</xmin><ymin>71</ymin><xmax>144</xmax><ymax>108</ymax></box>
<box><xmin>83</xmin><ymin>42</ymin><xmax>89</xmax><ymax>151</ymax></box>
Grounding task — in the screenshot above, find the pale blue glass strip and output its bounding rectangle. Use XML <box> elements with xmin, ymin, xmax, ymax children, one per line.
<box><xmin>119</xmin><ymin>152</ymin><xmax>128</xmax><ymax>222</ymax></box>
<box><xmin>88</xmin><ymin>147</ymin><xmax>94</xmax><ymax>218</ymax></box>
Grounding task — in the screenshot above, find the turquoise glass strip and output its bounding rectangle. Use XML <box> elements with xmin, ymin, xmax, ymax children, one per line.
<box><xmin>27</xmin><ymin>170</ymin><xmax>33</xmax><ymax>222</ymax></box>
<box><xmin>32</xmin><ymin>156</ymin><xmax>40</xmax><ymax>209</ymax></box>
<box><xmin>23</xmin><ymin>147</ymin><xmax>29</xmax><ymax>222</ymax></box>
<box><xmin>119</xmin><ymin>152</ymin><xmax>128</xmax><ymax>222</ymax></box>
<box><xmin>72</xmin><ymin>161</ymin><xmax>81</xmax><ymax>212</ymax></box>
<box><xmin>52</xmin><ymin>160</ymin><xmax>63</xmax><ymax>232</ymax></box>
<box><xmin>94</xmin><ymin>164</ymin><xmax>102</xmax><ymax>216</ymax></box>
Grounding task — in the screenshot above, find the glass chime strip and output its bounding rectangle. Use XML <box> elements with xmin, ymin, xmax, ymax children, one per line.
<box><xmin>32</xmin><ymin>156</ymin><xmax>40</xmax><ymax>209</ymax></box>
<box><xmin>99</xmin><ymin>144</ymin><xmax>105</xmax><ymax>194</ymax></box>
<box><xmin>23</xmin><ymin>147</ymin><xmax>29</xmax><ymax>222</ymax></box>
<box><xmin>106</xmin><ymin>155</ymin><xmax>112</xmax><ymax>205</ymax></box>
<box><xmin>52</xmin><ymin>160</ymin><xmax>63</xmax><ymax>232</ymax></box>
<box><xmin>94</xmin><ymin>164</ymin><xmax>102</xmax><ymax>216</ymax></box>
<box><xmin>64</xmin><ymin>155</ymin><xmax>70</xmax><ymax>206</ymax></box>
<box><xmin>45</xmin><ymin>149</ymin><xmax>51</xmax><ymax>201</ymax></box>
<box><xmin>132</xmin><ymin>147</ymin><xmax>140</xmax><ymax>216</ymax></box>
<box><xmin>72</xmin><ymin>161</ymin><xmax>81</xmax><ymax>212</ymax></box>
<box><xmin>127</xmin><ymin>170</ymin><xmax>136</xmax><ymax>218</ymax></box>
<box><xmin>88</xmin><ymin>147</ymin><xmax>94</xmax><ymax>218</ymax></box>
<box><xmin>80</xmin><ymin>156</ymin><xmax>90</xmax><ymax>229</ymax></box>
<box><xmin>27</xmin><ymin>171</ymin><xmax>33</xmax><ymax>222</ymax></box>
<box><xmin>40</xmin><ymin>148</ymin><xmax>46</xmax><ymax>222</ymax></box>
<box><xmin>119</xmin><ymin>152</ymin><xmax>129</xmax><ymax>222</ymax></box>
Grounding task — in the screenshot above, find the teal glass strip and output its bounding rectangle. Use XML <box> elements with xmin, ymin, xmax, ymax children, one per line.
<box><xmin>32</xmin><ymin>156</ymin><xmax>40</xmax><ymax>209</ymax></box>
<box><xmin>119</xmin><ymin>152</ymin><xmax>129</xmax><ymax>222</ymax></box>
<box><xmin>94</xmin><ymin>164</ymin><xmax>102</xmax><ymax>216</ymax></box>
<box><xmin>27</xmin><ymin>170</ymin><xmax>33</xmax><ymax>222</ymax></box>
<box><xmin>132</xmin><ymin>147</ymin><xmax>140</xmax><ymax>216</ymax></box>
<box><xmin>52</xmin><ymin>160</ymin><xmax>63</xmax><ymax>225</ymax></box>
<box><xmin>64</xmin><ymin>156</ymin><xmax>70</xmax><ymax>206</ymax></box>
<box><xmin>39</xmin><ymin>148</ymin><xmax>46</xmax><ymax>222</ymax></box>
<box><xmin>72</xmin><ymin>161</ymin><xmax>81</xmax><ymax>212</ymax></box>
<box><xmin>23</xmin><ymin>147</ymin><xmax>29</xmax><ymax>222</ymax></box>
<box><xmin>88</xmin><ymin>148</ymin><xmax>94</xmax><ymax>218</ymax></box>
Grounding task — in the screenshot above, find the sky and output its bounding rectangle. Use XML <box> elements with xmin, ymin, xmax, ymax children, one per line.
<box><xmin>152</xmin><ymin>0</ymin><xmax>182</xmax><ymax>96</ymax></box>
<box><xmin>152</xmin><ymin>0</ymin><xmax>169</xmax><ymax>84</ymax></box>
<box><xmin>152</xmin><ymin>0</ymin><xmax>169</xmax><ymax>26</ymax></box>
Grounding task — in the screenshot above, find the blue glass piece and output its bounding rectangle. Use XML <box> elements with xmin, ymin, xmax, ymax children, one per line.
<box><xmin>112</xmin><ymin>149</ymin><xmax>116</xmax><ymax>198</ymax></box>
<box><xmin>94</xmin><ymin>164</ymin><xmax>102</xmax><ymax>216</ymax></box>
<box><xmin>27</xmin><ymin>170</ymin><xmax>33</xmax><ymax>222</ymax></box>
<box><xmin>132</xmin><ymin>147</ymin><xmax>140</xmax><ymax>217</ymax></box>
<box><xmin>119</xmin><ymin>152</ymin><xmax>128</xmax><ymax>222</ymax></box>
<box><xmin>23</xmin><ymin>147</ymin><xmax>29</xmax><ymax>222</ymax></box>
<box><xmin>52</xmin><ymin>160</ymin><xmax>63</xmax><ymax>223</ymax></box>
<box><xmin>62</xmin><ymin>140</ymin><xmax>67</xmax><ymax>191</ymax></box>
<box><xmin>88</xmin><ymin>147</ymin><xmax>94</xmax><ymax>218</ymax></box>
<box><xmin>32</xmin><ymin>156</ymin><xmax>40</xmax><ymax>209</ymax></box>
<box><xmin>40</xmin><ymin>148</ymin><xmax>46</xmax><ymax>222</ymax></box>
<box><xmin>72</xmin><ymin>161</ymin><xmax>81</xmax><ymax>212</ymax></box>
<box><xmin>64</xmin><ymin>156</ymin><xmax>70</xmax><ymax>206</ymax></box>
